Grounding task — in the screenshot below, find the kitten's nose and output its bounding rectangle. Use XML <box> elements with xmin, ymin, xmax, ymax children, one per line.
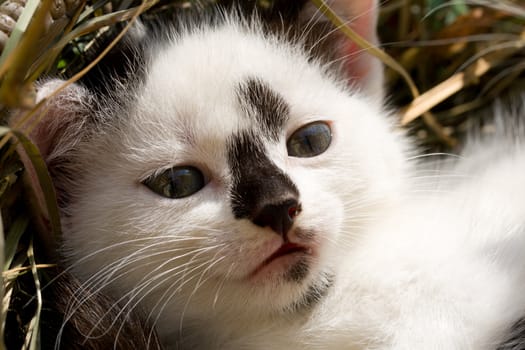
<box><xmin>252</xmin><ymin>198</ymin><xmax>301</xmax><ymax>238</ymax></box>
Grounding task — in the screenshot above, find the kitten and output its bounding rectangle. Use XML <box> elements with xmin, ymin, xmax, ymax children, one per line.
<box><xmin>14</xmin><ymin>0</ymin><xmax>525</xmax><ymax>349</ymax></box>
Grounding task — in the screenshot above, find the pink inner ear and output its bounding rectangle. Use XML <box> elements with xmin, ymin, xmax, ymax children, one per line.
<box><xmin>340</xmin><ymin>28</ymin><xmax>374</xmax><ymax>83</ymax></box>
<box><xmin>335</xmin><ymin>0</ymin><xmax>379</xmax><ymax>84</ymax></box>
<box><xmin>24</xmin><ymin>80</ymin><xmax>91</xmax><ymax>160</ymax></box>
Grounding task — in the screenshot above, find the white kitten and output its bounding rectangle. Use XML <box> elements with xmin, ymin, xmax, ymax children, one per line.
<box><xmin>17</xmin><ymin>1</ymin><xmax>525</xmax><ymax>349</ymax></box>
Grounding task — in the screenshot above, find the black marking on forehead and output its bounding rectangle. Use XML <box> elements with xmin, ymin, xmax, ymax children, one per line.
<box><xmin>227</xmin><ymin>130</ymin><xmax>299</xmax><ymax>219</ymax></box>
<box><xmin>237</xmin><ymin>78</ymin><xmax>290</xmax><ymax>141</ymax></box>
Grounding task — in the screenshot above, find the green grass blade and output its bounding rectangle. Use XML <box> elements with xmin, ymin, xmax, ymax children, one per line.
<box><xmin>0</xmin><ymin>127</ymin><xmax>61</xmax><ymax>245</ymax></box>
<box><xmin>3</xmin><ymin>215</ymin><xmax>29</xmax><ymax>271</ymax></box>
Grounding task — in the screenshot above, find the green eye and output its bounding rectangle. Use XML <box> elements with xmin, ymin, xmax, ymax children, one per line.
<box><xmin>143</xmin><ymin>166</ymin><xmax>205</xmax><ymax>199</ymax></box>
<box><xmin>287</xmin><ymin>121</ymin><xmax>332</xmax><ymax>157</ymax></box>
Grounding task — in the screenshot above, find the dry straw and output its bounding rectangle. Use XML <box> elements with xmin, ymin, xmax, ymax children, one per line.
<box><xmin>0</xmin><ymin>0</ymin><xmax>523</xmax><ymax>348</ymax></box>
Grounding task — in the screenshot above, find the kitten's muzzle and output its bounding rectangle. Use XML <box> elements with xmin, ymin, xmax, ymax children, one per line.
<box><xmin>252</xmin><ymin>198</ymin><xmax>301</xmax><ymax>239</ymax></box>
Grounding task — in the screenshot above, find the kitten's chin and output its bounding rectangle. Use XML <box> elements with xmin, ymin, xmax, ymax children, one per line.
<box><xmin>231</xmin><ymin>229</ymin><xmax>331</xmax><ymax>313</ymax></box>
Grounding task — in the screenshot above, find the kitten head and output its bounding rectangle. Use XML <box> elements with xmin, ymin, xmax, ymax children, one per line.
<box><xmin>18</xmin><ymin>0</ymin><xmax>409</xmax><ymax>344</ymax></box>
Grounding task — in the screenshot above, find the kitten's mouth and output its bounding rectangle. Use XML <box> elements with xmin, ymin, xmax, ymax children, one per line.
<box><xmin>250</xmin><ymin>243</ymin><xmax>311</xmax><ymax>278</ymax></box>
<box><xmin>266</xmin><ymin>243</ymin><xmax>310</xmax><ymax>263</ymax></box>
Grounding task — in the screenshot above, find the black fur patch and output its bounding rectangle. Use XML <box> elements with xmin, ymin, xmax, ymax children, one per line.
<box><xmin>227</xmin><ymin>130</ymin><xmax>299</xmax><ymax>220</ymax></box>
<box><xmin>219</xmin><ymin>0</ymin><xmax>309</xmax><ymax>21</ymax></box>
<box><xmin>237</xmin><ymin>78</ymin><xmax>290</xmax><ymax>141</ymax></box>
<box><xmin>290</xmin><ymin>271</ymin><xmax>334</xmax><ymax>312</ymax></box>
<box><xmin>71</xmin><ymin>20</ymin><xmax>148</xmax><ymax>100</ymax></box>
<box><xmin>497</xmin><ymin>317</ymin><xmax>525</xmax><ymax>350</ymax></box>
<box><xmin>286</xmin><ymin>258</ymin><xmax>310</xmax><ymax>282</ymax></box>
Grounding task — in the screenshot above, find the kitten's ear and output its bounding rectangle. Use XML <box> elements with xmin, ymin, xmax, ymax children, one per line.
<box><xmin>299</xmin><ymin>0</ymin><xmax>383</xmax><ymax>99</ymax></box>
<box><xmin>9</xmin><ymin>79</ymin><xmax>94</xmax><ymax>208</ymax></box>
<box><xmin>14</xmin><ymin>79</ymin><xmax>94</xmax><ymax>162</ymax></box>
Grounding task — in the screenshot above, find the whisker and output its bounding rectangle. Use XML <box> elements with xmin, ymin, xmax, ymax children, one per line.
<box><xmin>406</xmin><ymin>152</ymin><xmax>462</xmax><ymax>161</ymax></box>
<box><xmin>60</xmin><ymin>243</ymin><xmax>226</xmax><ymax>344</ymax></box>
<box><xmin>213</xmin><ymin>261</ymin><xmax>236</xmax><ymax>310</ymax></box>
<box><xmin>179</xmin><ymin>248</ymin><xmax>229</xmax><ymax>332</ymax></box>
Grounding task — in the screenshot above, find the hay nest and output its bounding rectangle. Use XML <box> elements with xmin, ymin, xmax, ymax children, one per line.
<box><xmin>0</xmin><ymin>0</ymin><xmax>523</xmax><ymax>348</ymax></box>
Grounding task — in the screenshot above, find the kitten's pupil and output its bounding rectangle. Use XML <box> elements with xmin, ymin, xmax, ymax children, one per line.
<box><xmin>143</xmin><ymin>166</ymin><xmax>205</xmax><ymax>199</ymax></box>
<box><xmin>287</xmin><ymin>121</ymin><xmax>332</xmax><ymax>157</ymax></box>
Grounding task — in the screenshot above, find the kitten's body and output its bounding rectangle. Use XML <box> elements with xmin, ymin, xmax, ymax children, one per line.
<box><xmin>177</xmin><ymin>111</ymin><xmax>525</xmax><ymax>350</ymax></box>
<box><xmin>16</xmin><ymin>1</ymin><xmax>525</xmax><ymax>349</ymax></box>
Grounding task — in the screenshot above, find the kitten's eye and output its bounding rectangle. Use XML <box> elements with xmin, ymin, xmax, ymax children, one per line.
<box><xmin>287</xmin><ymin>121</ymin><xmax>332</xmax><ymax>157</ymax></box>
<box><xmin>142</xmin><ymin>166</ymin><xmax>205</xmax><ymax>199</ymax></box>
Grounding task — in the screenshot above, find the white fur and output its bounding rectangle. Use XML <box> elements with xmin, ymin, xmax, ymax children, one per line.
<box><xmin>55</xmin><ymin>18</ymin><xmax>412</xmax><ymax>348</ymax></box>
<box><xmin>32</xmin><ymin>6</ymin><xmax>525</xmax><ymax>350</ymax></box>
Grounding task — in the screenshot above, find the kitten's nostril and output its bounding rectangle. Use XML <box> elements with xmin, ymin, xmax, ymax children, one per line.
<box><xmin>288</xmin><ymin>205</ymin><xmax>300</xmax><ymax>219</ymax></box>
<box><xmin>252</xmin><ymin>199</ymin><xmax>301</xmax><ymax>238</ymax></box>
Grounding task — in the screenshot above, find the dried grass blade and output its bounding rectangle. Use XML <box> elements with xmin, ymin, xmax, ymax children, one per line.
<box><xmin>0</xmin><ymin>212</ymin><xmax>4</xmax><ymax>350</ymax></box>
<box><xmin>309</xmin><ymin>0</ymin><xmax>420</xmax><ymax>98</ymax></box>
<box><xmin>0</xmin><ymin>0</ymin><xmax>151</xmax><ymax>261</ymax></box>
<box><xmin>309</xmin><ymin>0</ymin><xmax>456</xmax><ymax>143</ymax></box>
<box><xmin>78</xmin><ymin>0</ymin><xmax>116</xmax><ymax>23</ymax></box>
<box><xmin>400</xmin><ymin>34</ymin><xmax>525</xmax><ymax>125</ymax></box>
<box><xmin>13</xmin><ymin>0</ymin><xmax>155</xmax><ymax>136</ymax></box>
<box><xmin>27</xmin><ymin>1</ymin><xmax>86</xmax><ymax>82</ymax></box>
<box><xmin>11</xmin><ymin>0</ymin><xmax>156</xmax><ymax>137</ymax></box>
<box><xmin>2</xmin><ymin>264</ymin><xmax>54</xmax><ymax>280</ymax></box>
<box><xmin>401</xmin><ymin>70</ymin><xmax>476</xmax><ymax>125</ymax></box>
<box><xmin>0</xmin><ymin>0</ymin><xmax>54</xmax><ymax>108</ymax></box>
<box><xmin>0</xmin><ymin>169</ymin><xmax>21</xmax><ymax>200</ymax></box>
<box><xmin>0</xmin><ymin>0</ymin><xmax>40</xmax><ymax>66</ymax></box>
<box><xmin>34</xmin><ymin>0</ymin><xmax>157</xmax><ymax>73</ymax></box>
<box><xmin>22</xmin><ymin>238</ymin><xmax>42</xmax><ymax>350</ymax></box>
<box><xmin>481</xmin><ymin>60</ymin><xmax>525</xmax><ymax>97</ymax></box>
<box><xmin>1</xmin><ymin>252</ymin><xmax>30</xmax><ymax>350</ymax></box>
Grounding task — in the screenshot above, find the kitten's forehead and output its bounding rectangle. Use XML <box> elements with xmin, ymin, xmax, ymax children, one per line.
<box><xmin>120</xmin><ymin>19</ymin><xmax>360</xmax><ymax>176</ymax></box>
<box><xmin>132</xmin><ymin>22</ymin><xmax>334</xmax><ymax>140</ymax></box>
